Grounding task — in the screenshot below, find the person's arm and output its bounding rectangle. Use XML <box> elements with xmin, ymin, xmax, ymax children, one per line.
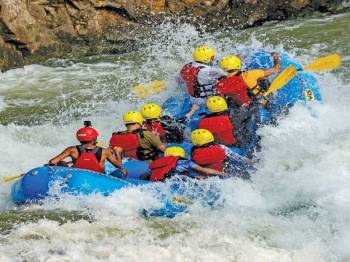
<box><xmin>106</xmin><ymin>149</ymin><xmax>127</xmax><ymax>177</ymax></box>
<box><xmin>261</xmin><ymin>52</ymin><xmax>281</xmax><ymax>78</ymax></box>
<box><xmin>48</xmin><ymin>147</ymin><xmax>74</xmax><ymax>166</ymax></box>
<box><xmin>145</xmin><ymin>131</ymin><xmax>166</xmax><ymax>152</ymax></box>
<box><xmin>222</xmin><ymin>145</ymin><xmax>251</xmax><ymax>163</ymax></box>
<box><xmin>157</xmin><ymin>144</ymin><xmax>166</xmax><ymax>152</ymax></box>
<box><xmin>111</xmin><ymin>146</ymin><xmax>123</xmax><ymax>161</ymax></box>
<box><xmin>192</xmin><ymin>165</ymin><xmax>230</xmax><ymax>177</ymax></box>
<box><xmin>185</xmin><ymin>103</ymin><xmax>200</xmax><ymax>121</ymax></box>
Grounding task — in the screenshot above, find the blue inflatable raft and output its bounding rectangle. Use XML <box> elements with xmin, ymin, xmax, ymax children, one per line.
<box><xmin>11</xmin><ymin>164</ymin><xmax>190</xmax><ymax>217</ymax></box>
<box><xmin>9</xmin><ymin>51</ymin><xmax>321</xmax><ymax>217</ymax></box>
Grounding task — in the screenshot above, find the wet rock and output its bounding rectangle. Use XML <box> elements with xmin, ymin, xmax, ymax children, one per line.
<box><xmin>0</xmin><ymin>0</ymin><xmax>348</xmax><ymax>72</ymax></box>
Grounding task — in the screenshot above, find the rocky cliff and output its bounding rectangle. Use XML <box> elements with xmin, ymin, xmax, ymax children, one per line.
<box><xmin>0</xmin><ymin>0</ymin><xmax>347</xmax><ymax>71</ymax></box>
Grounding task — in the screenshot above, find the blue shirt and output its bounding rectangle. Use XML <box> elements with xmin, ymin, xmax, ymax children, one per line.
<box><xmin>175</xmin><ymin>159</ymin><xmax>197</xmax><ymax>173</ymax></box>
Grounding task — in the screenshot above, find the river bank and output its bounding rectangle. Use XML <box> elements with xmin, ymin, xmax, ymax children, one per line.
<box><xmin>0</xmin><ymin>0</ymin><xmax>348</xmax><ymax>72</ymax></box>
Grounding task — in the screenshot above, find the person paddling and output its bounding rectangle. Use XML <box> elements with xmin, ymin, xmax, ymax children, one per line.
<box><xmin>141</xmin><ymin>102</ymin><xmax>200</xmax><ymax>143</ymax></box>
<box><xmin>48</xmin><ymin>121</ymin><xmax>127</xmax><ymax>176</ymax></box>
<box><xmin>109</xmin><ymin>111</ymin><xmax>166</xmax><ymax>161</ymax></box>
<box><xmin>215</xmin><ymin>53</ymin><xmax>281</xmax><ymax>108</ymax></box>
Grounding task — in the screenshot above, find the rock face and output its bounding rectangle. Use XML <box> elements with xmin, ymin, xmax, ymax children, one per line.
<box><xmin>0</xmin><ymin>0</ymin><xmax>347</xmax><ymax>71</ymax></box>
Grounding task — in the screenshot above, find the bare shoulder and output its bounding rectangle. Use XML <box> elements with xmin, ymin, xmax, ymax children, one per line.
<box><xmin>65</xmin><ymin>145</ymin><xmax>78</xmax><ymax>152</ymax></box>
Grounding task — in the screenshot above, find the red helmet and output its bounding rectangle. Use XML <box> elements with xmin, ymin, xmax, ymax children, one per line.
<box><xmin>76</xmin><ymin>127</ymin><xmax>99</xmax><ymax>142</ymax></box>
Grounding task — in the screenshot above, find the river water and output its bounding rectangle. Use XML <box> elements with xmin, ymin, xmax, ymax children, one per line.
<box><xmin>0</xmin><ymin>12</ymin><xmax>350</xmax><ymax>261</ymax></box>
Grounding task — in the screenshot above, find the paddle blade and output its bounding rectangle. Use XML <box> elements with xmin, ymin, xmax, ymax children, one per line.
<box><xmin>95</xmin><ymin>141</ymin><xmax>104</xmax><ymax>147</ymax></box>
<box><xmin>133</xmin><ymin>80</ymin><xmax>166</xmax><ymax>99</ymax></box>
<box><xmin>152</xmin><ymin>80</ymin><xmax>167</xmax><ymax>94</ymax></box>
<box><xmin>3</xmin><ymin>173</ymin><xmax>24</xmax><ymax>183</ymax></box>
<box><xmin>133</xmin><ymin>84</ymin><xmax>151</xmax><ymax>99</ymax></box>
<box><xmin>264</xmin><ymin>65</ymin><xmax>297</xmax><ymax>97</ymax></box>
<box><xmin>304</xmin><ymin>54</ymin><xmax>342</xmax><ymax>71</ymax></box>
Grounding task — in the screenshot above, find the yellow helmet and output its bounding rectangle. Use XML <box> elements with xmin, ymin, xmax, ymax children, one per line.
<box><xmin>192</xmin><ymin>46</ymin><xmax>215</xmax><ymax>64</ymax></box>
<box><xmin>191</xmin><ymin>129</ymin><xmax>214</xmax><ymax>146</ymax></box>
<box><xmin>123</xmin><ymin>111</ymin><xmax>143</xmax><ymax>125</ymax></box>
<box><xmin>141</xmin><ymin>103</ymin><xmax>162</xmax><ymax>119</ymax></box>
<box><xmin>164</xmin><ymin>146</ymin><xmax>186</xmax><ymax>158</ymax></box>
<box><xmin>206</xmin><ymin>96</ymin><xmax>228</xmax><ymax>113</ymax></box>
<box><xmin>220</xmin><ymin>55</ymin><xmax>241</xmax><ymax>71</ymax></box>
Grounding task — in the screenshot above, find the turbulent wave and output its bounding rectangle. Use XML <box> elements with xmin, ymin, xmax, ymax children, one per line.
<box><xmin>0</xmin><ymin>12</ymin><xmax>350</xmax><ymax>261</ymax></box>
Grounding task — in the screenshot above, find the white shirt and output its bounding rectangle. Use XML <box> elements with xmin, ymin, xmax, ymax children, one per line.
<box><xmin>192</xmin><ymin>62</ymin><xmax>227</xmax><ymax>88</ymax></box>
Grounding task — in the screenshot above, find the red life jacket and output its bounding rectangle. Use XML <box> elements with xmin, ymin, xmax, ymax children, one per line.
<box><xmin>149</xmin><ymin>156</ymin><xmax>179</xmax><ymax>181</ymax></box>
<box><xmin>215</xmin><ymin>73</ymin><xmax>252</xmax><ymax>105</ymax></box>
<box><xmin>143</xmin><ymin>121</ymin><xmax>166</xmax><ymax>142</ymax></box>
<box><xmin>73</xmin><ymin>146</ymin><xmax>104</xmax><ymax>173</ymax></box>
<box><xmin>109</xmin><ymin>131</ymin><xmax>140</xmax><ymax>159</ymax></box>
<box><xmin>191</xmin><ymin>145</ymin><xmax>226</xmax><ymax>171</ymax></box>
<box><xmin>180</xmin><ymin>63</ymin><xmax>213</xmax><ymax>98</ymax></box>
<box><xmin>198</xmin><ymin>114</ymin><xmax>236</xmax><ymax>146</ymax></box>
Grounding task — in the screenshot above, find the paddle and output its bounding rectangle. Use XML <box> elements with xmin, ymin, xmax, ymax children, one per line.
<box><xmin>264</xmin><ymin>65</ymin><xmax>297</xmax><ymax>97</ymax></box>
<box><xmin>303</xmin><ymin>54</ymin><xmax>341</xmax><ymax>71</ymax></box>
<box><xmin>263</xmin><ymin>54</ymin><xmax>342</xmax><ymax>98</ymax></box>
<box><xmin>3</xmin><ymin>173</ymin><xmax>24</xmax><ymax>183</ymax></box>
<box><xmin>133</xmin><ymin>80</ymin><xmax>167</xmax><ymax>99</ymax></box>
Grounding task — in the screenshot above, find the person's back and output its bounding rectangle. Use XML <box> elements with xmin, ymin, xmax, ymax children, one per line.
<box><xmin>109</xmin><ymin>111</ymin><xmax>166</xmax><ymax>161</ymax></box>
<box><xmin>215</xmin><ymin>72</ymin><xmax>252</xmax><ymax>107</ymax></box>
<box><xmin>180</xmin><ymin>46</ymin><xmax>226</xmax><ymax>99</ymax></box>
<box><xmin>190</xmin><ymin>129</ymin><xmax>227</xmax><ymax>171</ymax></box>
<box><xmin>198</xmin><ymin>96</ymin><xmax>236</xmax><ymax>146</ymax></box>
<box><xmin>190</xmin><ymin>129</ymin><xmax>251</xmax><ymax>177</ymax></box>
<box><xmin>73</xmin><ymin>145</ymin><xmax>104</xmax><ymax>173</ymax></box>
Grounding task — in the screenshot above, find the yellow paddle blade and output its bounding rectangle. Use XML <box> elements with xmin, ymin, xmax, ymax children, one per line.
<box><xmin>152</xmin><ymin>80</ymin><xmax>167</xmax><ymax>94</ymax></box>
<box><xmin>95</xmin><ymin>141</ymin><xmax>104</xmax><ymax>147</ymax></box>
<box><xmin>304</xmin><ymin>54</ymin><xmax>342</xmax><ymax>71</ymax></box>
<box><xmin>133</xmin><ymin>84</ymin><xmax>151</xmax><ymax>99</ymax></box>
<box><xmin>264</xmin><ymin>65</ymin><xmax>297</xmax><ymax>97</ymax></box>
<box><xmin>3</xmin><ymin>173</ymin><xmax>24</xmax><ymax>183</ymax></box>
<box><xmin>133</xmin><ymin>80</ymin><xmax>167</xmax><ymax>99</ymax></box>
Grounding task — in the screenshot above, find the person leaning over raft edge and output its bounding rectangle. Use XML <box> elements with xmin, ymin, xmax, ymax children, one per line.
<box><xmin>190</xmin><ymin>128</ymin><xmax>252</xmax><ymax>179</ymax></box>
<box><xmin>140</xmin><ymin>146</ymin><xmax>230</xmax><ymax>181</ymax></box>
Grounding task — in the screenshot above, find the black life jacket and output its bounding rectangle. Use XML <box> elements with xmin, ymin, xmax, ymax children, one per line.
<box><xmin>180</xmin><ymin>62</ymin><xmax>216</xmax><ymax>98</ymax></box>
